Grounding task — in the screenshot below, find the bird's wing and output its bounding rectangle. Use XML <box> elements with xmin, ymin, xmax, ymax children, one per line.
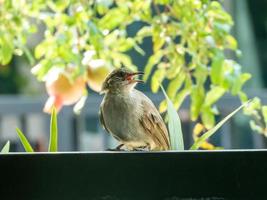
<box><xmin>99</xmin><ymin>104</ymin><xmax>111</xmax><ymax>134</ymax></box>
<box><xmin>139</xmin><ymin>96</ymin><xmax>170</xmax><ymax>150</ymax></box>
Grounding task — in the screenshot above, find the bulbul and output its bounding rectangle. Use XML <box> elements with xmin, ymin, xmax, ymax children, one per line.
<box><xmin>99</xmin><ymin>68</ymin><xmax>170</xmax><ymax>151</ymax></box>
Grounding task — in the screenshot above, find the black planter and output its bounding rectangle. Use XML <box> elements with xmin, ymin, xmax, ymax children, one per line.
<box><xmin>0</xmin><ymin>150</ymin><xmax>266</xmax><ymax>200</ymax></box>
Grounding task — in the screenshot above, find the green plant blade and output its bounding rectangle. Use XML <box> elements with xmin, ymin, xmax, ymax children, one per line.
<box><xmin>160</xmin><ymin>85</ymin><xmax>184</xmax><ymax>150</ymax></box>
<box><xmin>190</xmin><ymin>101</ymin><xmax>251</xmax><ymax>150</ymax></box>
<box><xmin>1</xmin><ymin>141</ymin><xmax>10</xmax><ymax>153</ymax></box>
<box><xmin>16</xmin><ymin>128</ymin><xmax>34</xmax><ymax>152</ymax></box>
<box><xmin>48</xmin><ymin>107</ymin><xmax>58</xmax><ymax>152</ymax></box>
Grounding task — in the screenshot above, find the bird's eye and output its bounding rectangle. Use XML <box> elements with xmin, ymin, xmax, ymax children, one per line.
<box><xmin>119</xmin><ymin>72</ymin><xmax>125</xmax><ymax>77</ymax></box>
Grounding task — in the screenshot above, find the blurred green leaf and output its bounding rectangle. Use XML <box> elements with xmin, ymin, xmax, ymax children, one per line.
<box><xmin>98</xmin><ymin>8</ymin><xmax>127</xmax><ymax>30</ymax></box>
<box><xmin>231</xmin><ymin>73</ymin><xmax>251</xmax><ymax>95</ymax></box>
<box><xmin>160</xmin><ymin>85</ymin><xmax>184</xmax><ymax>150</ymax></box>
<box><xmin>262</xmin><ymin>106</ymin><xmax>267</xmax><ymax>125</ymax></box>
<box><xmin>0</xmin><ymin>36</ymin><xmax>14</xmax><ymax>65</ymax></box>
<box><xmin>155</xmin><ymin>0</ymin><xmax>170</xmax><ymax>5</ymax></box>
<box><xmin>238</xmin><ymin>91</ymin><xmax>248</xmax><ymax>103</ymax></box>
<box><xmin>191</xmin><ymin>101</ymin><xmax>250</xmax><ymax>150</ymax></box>
<box><xmin>31</xmin><ymin>60</ymin><xmax>53</xmax><ymax>81</ymax></box>
<box><xmin>151</xmin><ymin>68</ymin><xmax>165</xmax><ymax>93</ymax></box>
<box><xmin>96</xmin><ymin>0</ymin><xmax>113</xmax><ymax>14</ymax></box>
<box><xmin>1</xmin><ymin>141</ymin><xmax>10</xmax><ymax>154</ymax></box>
<box><xmin>87</xmin><ymin>21</ymin><xmax>103</xmax><ymax>51</ymax></box>
<box><xmin>210</xmin><ymin>51</ymin><xmax>224</xmax><ymax>85</ymax></box>
<box><xmin>204</xmin><ymin>86</ymin><xmax>225</xmax><ymax>107</ymax></box>
<box><xmin>152</xmin><ymin>25</ymin><xmax>165</xmax><ymax>52</ymax></box>
<box><xmin>47</xmin><ymin>0</ymin><xmax>70</xmax><ymax>12</ymax></box>
<box><xmin>112</xmin><ymin>52</ymin><xmax>136</xmax><ymax>70</ymax></box>
<box><xmin>191</xmin><ymin>84</ymin><xmax>205</xmax><ymax>121</ymax></box>
<box><xmin>16</xmin><ymin>128</ymin><xmax>34</xmax><ymax>152</ymax></box>
<box><xmin>143</xmin><ymin>50</ymin><xmax>163</xmax><ymax>81</ymax></box>
<box><xmin>136</xmin><ymin>26</ymin><xmax>152</xmax><ymax>42</ymax></box>
<box><xmin>173</xmin><ymin>88</ymin><xmax>190</xmax><ymax>111</ymax></box>
<box><xmin>250</xmin><ymin>120</ymin><xmax>263</xmax><ymax>134</ymax></box>
<box><xmin>167</xmin><ymin>71</ymin><xmax>185</xmax><ymax>100</ymax></box>
<box><xmin>117</xmin><ymin>38</ymin><xmax>135</xmax><ymax>52</ymax></box>
<box><xmin>48</xmin><ymin>107</ymin><xmax>58</xmax><ymax>152</ymax></box>
<box><xmin>173</xmin><ymin>75</ymin><xmax>191</xmax><ymax>110</ymax></box>
<box><xmin>201</xmin><ymin>106</ymin><xmax>215</xmax><ymax>129</ymax></box>
<box><xmin>22</xmin><ymin>45</ymin><xmax>35</xmax><ymax>65</ymax></box>
<box><xmin>225</xmin><ymin>35</ymin><xmax>237</xmax><ymax>50</ymax></box>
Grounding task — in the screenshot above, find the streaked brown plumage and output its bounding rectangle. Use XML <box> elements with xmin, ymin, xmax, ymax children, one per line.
<box><xmin>99</xmin><ymin>68</ymin><xmax>170</xmax><ymax>150</ymax></box>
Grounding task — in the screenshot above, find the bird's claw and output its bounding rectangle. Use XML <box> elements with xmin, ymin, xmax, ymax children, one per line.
<box><xmin>133</xmin><ymin>146</ymin><xmax>150</xmax><ymax>151</ymax></box>
<box><xmin>106</xmin><ymin>144</ymin><xmax>125</xmax><ymax>151</ymax></box>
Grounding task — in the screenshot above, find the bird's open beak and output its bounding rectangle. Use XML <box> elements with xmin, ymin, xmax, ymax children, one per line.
<box><xmin>127</xmin><ymin>71</ymin><xmax>144</xmax><ymax>83</ymax></box>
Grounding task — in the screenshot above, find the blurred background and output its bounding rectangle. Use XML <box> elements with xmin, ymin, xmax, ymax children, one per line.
<box><xmin>1</xmin><ymin>0</ymin><xmax>267</xmax><ymax>151</ymax></box>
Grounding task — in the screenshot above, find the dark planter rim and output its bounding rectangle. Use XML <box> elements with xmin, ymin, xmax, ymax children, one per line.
<box><xmin>1</xmin><ymin>149</ymin><xmax>267</xmax><ymax>200</ymax></box>
<box><xmin>1</xmin><ymin>149</ymin><xmax>267</xmax><ymax>155</ymax></box>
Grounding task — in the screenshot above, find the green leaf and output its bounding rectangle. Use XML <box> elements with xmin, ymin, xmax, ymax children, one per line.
<box><xmin>151</xmin><ymin>68</ymin><xmax>165</xmax><ymax>93</ymax></box>
<box><xmin>210</xmin><ymin>51</ymin><xmax>224</xmax><ymax>85</ymax></box>
<box><xmin>231</xmin><ymin>73</ymin><xmax>251</xmax><ymax>95</ymax></box>
<box><xmin>98</xmin><ymin>8</ymin><xmax>128</xmax><ymax>30</ymax></box>
<box><xmin>262</xmin><ymin>106</ymin><xmax>267</xmax><ymax>125</ymax></box>
<box><xmin>47</xmin><ymin>0</ymin><xmax>70</xmax><ymax>12</ymax></box>
<box><xmin>48</xmin><ymin>107</ymin><xmax>58</xmax><ymax>152</ymax></box>
<box><xmin>143</xmin><ymin>50</ymin><xmax>163</xmax><ymax>81</ymax></box>
<box><xmin>238</xmin><ymin>91</ymin><xmax>248</xmax><ymax>103</ymax></box>
<box><xmin>87</xmin><ymin>21</ymin><xmax>103</xmax><ymax>51</ymax></box>
<box><xmin>225</xmin><ymin>35</ymin><xmax>237</xmax><ymax>50</ymax></box>
<box><xmin>201</xmin><ymin>106</ymin><xmax>215</xmax><ymax>129</ymax></box>
<box><xmin>173</xmin><ymin>76</ymin><xmax>191</xmax><ymax>110</ymax></box>
<box><xmin>194</xmin><ymin>64</ymin><xmax>208</xmax><ymax>85</ymax></box>
<box><xmin>173</xmin><ymin>88</ymin><xmax>190</xmax><ymax>111</ymax></box>
<box><xmin>167</xmin><ymin>71</ymin><xmax>185</xmax><ymax>100</ymax></box>
<box><xmin>96</xmin><ymin>0</ymin><xmax>113</xmax><ymax>14</ymax></box>
<box><xmin>204</xmin><ymin>86</ymin><xmax>225</xmax><ymax>107</ymax></box>
<box><xmin>22</xmin><ymin>45</ymin><xmax>35</xmax><ymax>65</ymax></box>
<box><xmin>111</xmin><ymin>52</ymin><xmax>136</xmax><ymax>70</ymax></box>
<box><xmin>16</xmin><ymin>128</ymin><xmax>34</xmax><ymax>152</ymax></box>
<box><xmin>35</xmin><ymin>41</ymin><xmax>49</xmax><ymax>59</ymax></box>
<box><xmin>160</xmin><ymin>85</ymin><xmax>184</xmax><ymax>150</ymax></box>
<box><xmin>190</xmin><ymin>84</ymin><xmax>205</xmax><ymax>121</ymax></box>
<box><xmin>136</xmin><ymin>26</ymin><xmax>152</xmax><ymax>42</ymax></box>
<box><xmin>155</xmin><ymin>0</ymin><xmax>170</xmax><ymax>5</ymax></box>
<box><xmin>250</xmin><ymin>120</ymin><xmax>263</xmax><ymax>134</ymax></box>
<box><xmin>117</xmin><ymin>38</ymin><xmax>135</xmax><ymax>52</ymax></box>
<box><xmin>0</xmin><ymin>36</ymin><xmax>14</xmax><ymax>65</ymax></box>
<box><xmin>133</xmin><ymin>43</ymin><xmax>145</xmax><ymax>56</ymax></box>
<box><xmin>1</xmin><ymin>141</ymin><xmax>10</xmax><ymax>154</ymax></box>
<box><xmin>191</xmin><ymin>101</ymin><xmax>250</xmax><ymax>150</ymax></box>
<box><xmin>31</xmin><ymin>60</ymin><xmax>53</xmax><ymax>81</ymax></box>
<box><xmin>152</xmin><ymin>25</ymin><xmax>165</xmax><ymax>52</ymax></box>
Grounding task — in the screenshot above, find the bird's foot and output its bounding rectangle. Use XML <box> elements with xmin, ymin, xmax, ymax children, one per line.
<box><xmin>106</xmin><ymin>144</ymin><xmax>125</xmax><ymax>151</ymax></box>
<box><xmin>133</xmin><ymin>146</ymin><xmax>150</xmax><ymax>151</ymax></box>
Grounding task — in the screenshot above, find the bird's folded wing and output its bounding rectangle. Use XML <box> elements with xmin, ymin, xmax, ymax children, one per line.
<box><xmin>139</xmin><ymin>100</ymin><xmax>170</xmax><ymax>150</ymax></box>
<box><xmin>99</xmin><ymin>105</ymin><xmax>111</xmax><ymax>134</ymax></box>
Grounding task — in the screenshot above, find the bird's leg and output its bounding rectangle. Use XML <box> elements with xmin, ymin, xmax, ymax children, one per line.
<box><xmin>106</xmin><ymin>144</ymin><xmax>125</xmax><ymax>151</ymax></box>
<box><xmin>115</xmin><ymin>143</ymin><xmax>125</xmax><ymax>150</ymax></box>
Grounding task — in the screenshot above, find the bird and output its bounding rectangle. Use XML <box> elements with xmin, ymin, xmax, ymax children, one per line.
<box><xmin>99</xmin><ymin>68</ymin><xmax>170</xmax><ymax>151</ymax></box>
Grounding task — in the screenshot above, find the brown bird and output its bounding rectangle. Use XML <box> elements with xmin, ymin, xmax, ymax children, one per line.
<box><xmin>99</xmin><ymin>68</ymin><xmax>170</xmax><ymax>151</ymax></box>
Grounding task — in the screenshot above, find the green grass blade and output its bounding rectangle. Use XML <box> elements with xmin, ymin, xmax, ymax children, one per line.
<box><xmin>16</xmin><ymin>128</ymin><xmax>34</xmax><ymax>152</ymax></box>
<box><xmin>48</xmin><ymin>107</ymin><xmax>58</xmax><ymax>152</ymax></box>
<box><xmin>1</xmin><ymin>141</ymin><xmax>10</xmax><ymax>153</ymax></box>
<box><xmin>190</xmin><ymin>101</ymin><xmax>251</xmax><ymax>150</ymax></box>
<box><xmin>160</xmin><ymin>85</ymin><xmax>184</xmax><ymax>150</ymax></box>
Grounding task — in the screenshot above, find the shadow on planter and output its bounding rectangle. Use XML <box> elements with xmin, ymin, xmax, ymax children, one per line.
<box><xmin>0</xmin><ymin>150</ymin><xmax>266</xmax><ymax>200</ymax></box>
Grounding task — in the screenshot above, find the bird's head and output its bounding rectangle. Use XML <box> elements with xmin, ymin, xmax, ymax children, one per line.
<box><xmin>100</xmin><ymin>68</ymin><xmax>144</xmax><ymax>94</ymax></box>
